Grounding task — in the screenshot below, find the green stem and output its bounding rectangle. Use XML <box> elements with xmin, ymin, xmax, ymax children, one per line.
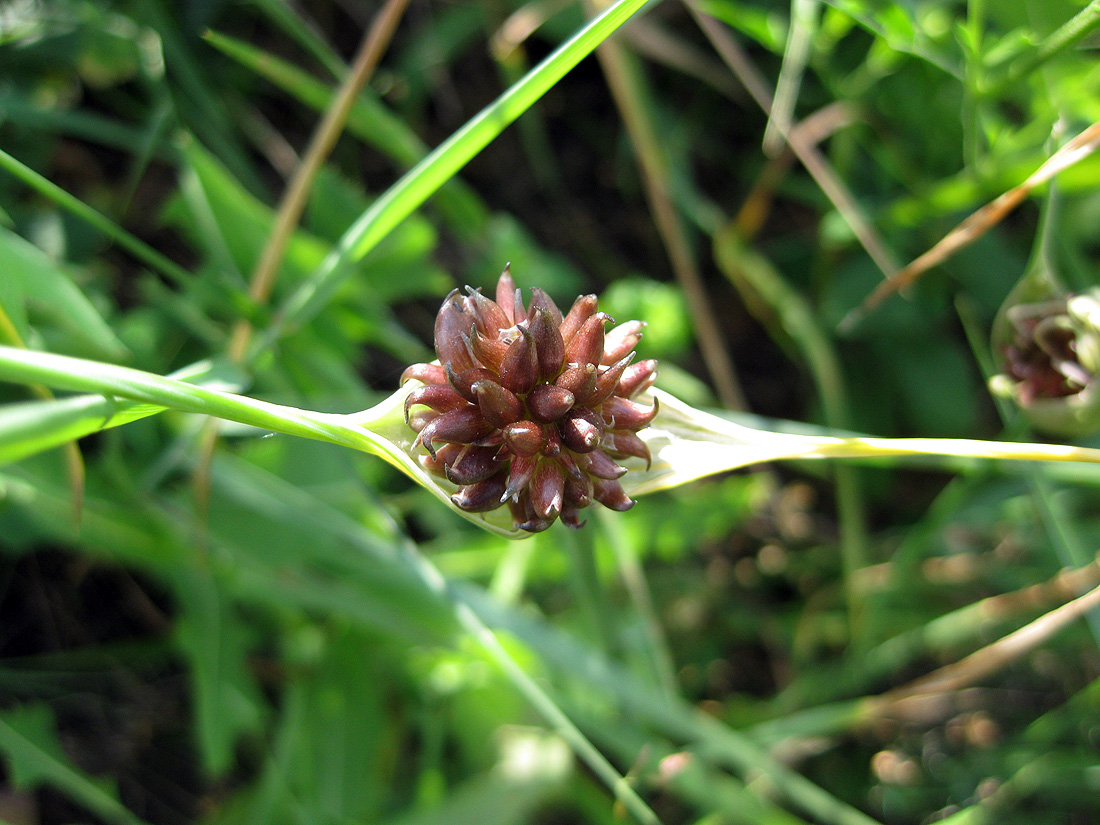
<box><xmin>402</xmin><ymin>549</ymin><xmax>662</xmax><ymax>825</ymax></box>
<box><xmin>0</xmin><ymin>346</ymin><xmax>365</xmax><ymax>451</ymax></box>
<box><xmin>986</xmin><ymin>0</ymin><xmax>1100</xmax><ymax>97</ymax></box>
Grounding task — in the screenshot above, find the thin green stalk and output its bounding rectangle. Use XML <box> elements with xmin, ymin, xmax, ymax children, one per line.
<box><xmin>0</xmin><ymin>346</ymin><xmax>367</xmax><ymax>452</ymax></box>
<box><xmin>598</xmin><ymin>509</ymin><xmax>679</xmax><ymax>698</ymax></box>
<box><xmin>986</xmin><ymin>0</ymin><xmax>1100</xmax><ymax>98</ymax></box>
<box><xmin>763</xmin><ymin>0</ymin><xmax>819</xmax><ymax>156</ymax></box>
<box><xmin>565</xmin><ymin>526</ymin><xmax>620</xmax><ymax>658</ymax></box>
<box><xmin>962</xmin><ymin>0</ymin><xmax>986</xmax><ymax>168</ymax></box>
<box><xmin>466</xmin><ymin>585</ymin><xmax>883</xmax><ymax>825</ymax></box>
<box><xmin>713</xmin><ymin>224</ymin><xmax>870</xmax><ymax>643</ymax></box>
<box><xmin>0</xmin><ymin>148</ymin><xmax>194</xmax><ymax>288</ymax></box>
<box><xmin>226</xmin><ymin>0</ymin><xmax>411</xmax><ymax>361</ymax></box>
<box><xmin>202</xmin><ymin>0</ymin><xmax>411</xmax><ymax>518</ymax></box>
<box><xmin>0</xmin><ymin>304</ymin><xmax>85</xmax><ymax>524</ymax></box>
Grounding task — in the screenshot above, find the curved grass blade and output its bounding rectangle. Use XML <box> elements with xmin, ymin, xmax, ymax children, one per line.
<box><xmin>259</xmin><ymin>0</ymin><xmax>653</xmax><ymax>354</ymax></box>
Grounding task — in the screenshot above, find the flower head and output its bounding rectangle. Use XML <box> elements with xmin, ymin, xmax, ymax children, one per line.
<box><xmin>990</xmin><ymin>291</ymin><xmax>1100</xmax><ymax>436</ymax></box>
<box><xmin>401</xmin><ymin>266</ymin><xmax>658</xmax><ymax>532</ymax></box>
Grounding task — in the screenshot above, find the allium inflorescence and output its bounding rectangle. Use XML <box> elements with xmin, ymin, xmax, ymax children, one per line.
<box><xmin>1001</xmin><ymin>298</ymin><xmax>1092</xmax><ymax>405</ymax></box>
<box><xmin>401</xmin><ymin>266</ymin><xmax>658</xmax><ymax>532</ymax></box>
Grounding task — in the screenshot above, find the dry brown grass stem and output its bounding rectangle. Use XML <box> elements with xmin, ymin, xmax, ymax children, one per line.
<box><xmin>686</xmin><ymin>1</ymin><xmax>902</xmax><ymax>286</ymax></box>
<box><xmin>589</xmin><ymin>2</ymin><xmax>748</xmax><ymax>410</ymax></box>
<box><xmin>227</xmin><ymin>0</ymin><xmax>413</xmax><ymax>362</ymax></box>
<box><xmin>196</xmin><ymin>0</ymin><xmax>411</xmax><ymax>517</ymax></box>
<box><xmin>851</xmin><ymin>120</ymin><xmax>1100</xmax><ymax>324</ymax></box>
<box><xmin>870</xmin><ymin>575</ymin><xmax>1100</xmax><ymax>722</ymax></box>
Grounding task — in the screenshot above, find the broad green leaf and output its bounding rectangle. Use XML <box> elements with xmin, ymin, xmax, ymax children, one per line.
<box><xmin>178</xmin><ymin>139</ymin><xmax>330</xmax><ymax>285</ymax></box>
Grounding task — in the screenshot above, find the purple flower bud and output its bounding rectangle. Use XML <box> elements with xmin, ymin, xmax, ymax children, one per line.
<box><xmin>560</xmin><ymin>294</ymin><xmax>598</xmax><ymax>344</ymax></box>
<box><xmin>529</xmin><ymin>306</ymin><xmax>565</xmax><ymax>380</ymax></box>
<box><xmin>445</xmin><ymin>445</ymin><xmax>503</xmax><ymax>485</ymax></box>
<box><xmin>564</xmin><ymin>472</ymin><xmax>593</xmax><ymax>507</ymax></box>
<box><xmin>466</xmin><ymin>287</ymin><xmax>512</xmax><ymax>338</ymax></box>
<box><xmin>415</xmin><ymin>406</ymin><xmax>495</xmax><ymax>459</ymax></box>
<box><xmin>469</xmin><ymin>328</ymin><xmax>509</xmax><ymax>373</ymax></box>
<box><xmin>527</xmin><ymin>384</ymin><xmax>575</xmax><ymax>423</ymax></box>
<box><xmin>496</xmin><ymin>264</ymin><xmax>518</xmax><ymax>320</ymax></box>
<box><xmin>404</xmin><ymin>384</ymin><xmax>468</xmax><ymax>423</ymax></box>
<box><xmin>588</xmin><ymin>353</ymin><xmax>635</xmax><ymax>406</ymax></box>
<box><xmin>404</xmin><ymin>267</ymin><xmax>657</xmax><ymax>531</ymax></box>
<box><xmin>502</xmin><ymin>420</ymin><xmax>547</xmax><ymax>456</ymax></box>
<box><xmin>554</xmin><ymin>362</ymin><xmax>598</xmax><ymax>404</ymax></box>
<box><xmin>498</xmin><ymin>326</ymin><xmax>539</xmax><ymax>395</ymax></box>
<box><xmin>600</xmin><ymin>396</ymin><xmax>659</xmax><ymax>430</ymax></box>
<box><xmin>530</xmin><ymin>458</ymin><xmax>565</xmax><ymax>519</ymax></box>
<box><xmin>472</xmin><ymin>379</ymin><xmax>524</xmax><ymax>428</ymax></box>
<box><xmin>617</xmin><ymin>359</ymin><xmax>658</xmax><ymax>399</ymax></box>
<box><xmin>452</xmin><ymin>471</ymin><xmax>508</xmax><ymax>512</ymax></box>
<box><xmin>435</xmin><ymin>291</ymin><xmax>477</xmax><ymax>372</ymax></box>
<box><xmin>447</xmin><ymin>365</ymin><xmax>498</xmax><ymax>404</ymax></box>
<box><xmin>503</xmin><ymin>454</ymin><xmax>538</xmax><ymax>502</ymax></box>
<box><xmin>401</xmin><ymin>363</ymin><xmax>447</xmax><ymax>386</ymax></box>
<box><xmin>578</xmin><ymin>449</ymin><xmax>627</xmax><ymax>480</ymax></box>
<box><xmin>561</xmin><ymin>504</ymin><xmax>586</xmax><ymax>529</ymax></box>
<box><xmin>592</xmin><ymin>477</ymin><xmax>635</xmax><ymax>511</ymax></box>
<box><xmin>564</xmin><ymin>313</ymin><xmax>611</xmax><ymax>369</ymax></box>
<box><xmin>528</xmin><ymin>287</ymin><xmax>563</xmax><ymax>326</ymax></box>
<box><xmin>602</xmin><ymin>321</ymin><xmax>645</xmax><ymax>365</ymax></box>
<box><xmin>603</xmin><ymin>431</ymin><xmax>652</xmax><ymax>468</ymax></box>
<box><xmin>542</xmin><ymin>427</ymin><xmax>563</xmax><ymax>457</ymax></box>
<box><xmin>560</xmin><ymin>407</ymin><xmax>605</xmax><ymax>453</ymax></box>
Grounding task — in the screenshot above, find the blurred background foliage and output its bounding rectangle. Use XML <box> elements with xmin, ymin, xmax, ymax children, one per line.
<box><xmin>3</xmin><ymin>0</ymin><xmax>1100</xmax><ymax>823</ymax></box>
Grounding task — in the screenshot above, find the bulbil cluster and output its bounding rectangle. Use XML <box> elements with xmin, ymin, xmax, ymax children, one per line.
<box><xmin>1001</xmin><ymin>299</ymin><xmax>1091</xmax><ymax>405</ymax></box>
<box><xmin>402</xmin><ymin>267</ymin><xmax>658</xmax><ymax>532</ymax></box>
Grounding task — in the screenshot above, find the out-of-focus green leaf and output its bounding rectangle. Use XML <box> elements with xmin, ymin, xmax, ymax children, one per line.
<box><xmin>0</xmin><ymin>225</ymin><xmax>127</xmax><ymax>359</ymax></box>
<box><xmin>178</xmin><ymin>139</ymin><xmax>329</xmax><ymax>286</ymax></box>
<box><xmin>173</xmin><ymin>567</ymin><xmax>266</xmax><ymax>775</ymax></box>
<box><xmin>0</xmin><ymin>703</ymin><xmax>147</xmax><ymax>825</ymax></box>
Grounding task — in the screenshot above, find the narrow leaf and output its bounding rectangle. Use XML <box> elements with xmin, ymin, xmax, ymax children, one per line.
<box><xmin>0</xmin><ymin>226</ymin><xmax>128</xmax><ymax>360</ymax></box>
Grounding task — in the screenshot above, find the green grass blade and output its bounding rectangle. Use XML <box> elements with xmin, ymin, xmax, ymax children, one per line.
<box><xmin>0</xmin><ymin>360</ymin><xmax>222</xmax><ymax>464</ymax></box>
<box><xmin>261</xmin><ymin>0</ymin><xmax>654</xmax><ymax>352</ymax></box>
<box><xmin>202</xmin><ymin>29</ymin><xmax>426</xmax><ymax>168</ymax></box>
<box><xmin>987</xmin><ymin>0</ymin><xmax>1100</xmax><ymax>97</ymax></box>
<box><xmin>201</xmin><ymin>29</ymin><xmax>490</xmax><ymax>239</ymax></box>
<box><xmin>0</xmin><ymin>148</ymin><xmax>194</xmax><ymax>288</ymax></box>
<box><xmin>463</xmin><ymin>584</ymin><xmax>882</xmax><ymax>825</ymax></box>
